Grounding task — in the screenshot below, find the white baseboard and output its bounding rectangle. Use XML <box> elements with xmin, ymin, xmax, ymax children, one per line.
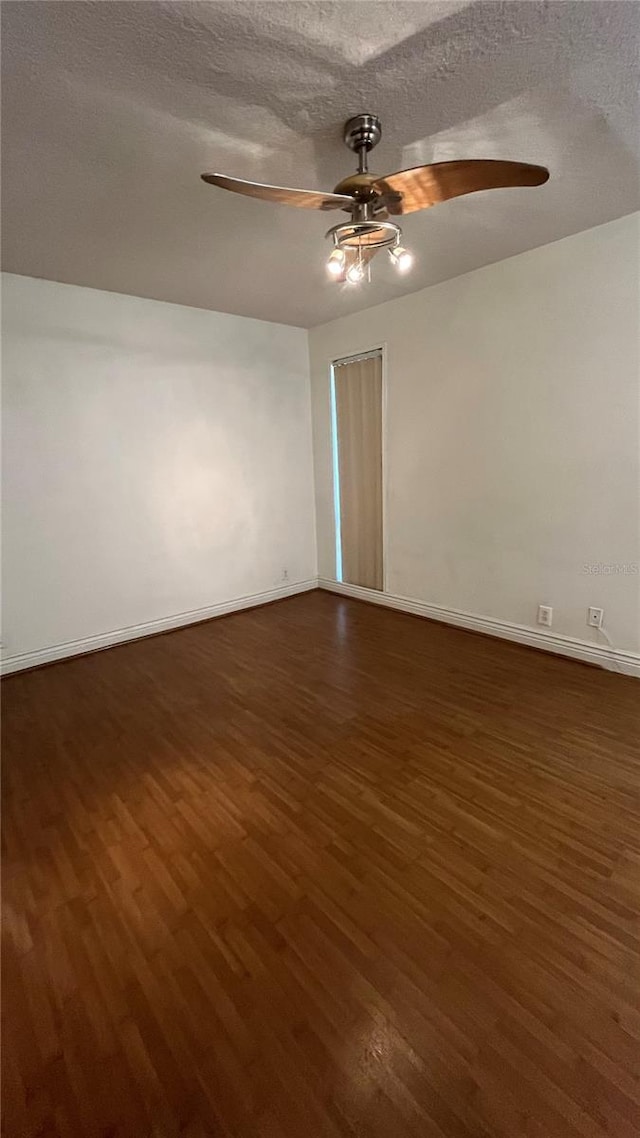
<box><xmin>318</xmin><ymin>578</ymin><xmax>640</xmax><ymax>678</ymax></box>
<box><xmin>5</xmin><ymin>577</ymin><xmax>638</xmax><ymax>679</ymax></box>
<box><xmin>1</xmin><ymin>579</ymin><xmax>318</xmax><ymax>675</ymax></box>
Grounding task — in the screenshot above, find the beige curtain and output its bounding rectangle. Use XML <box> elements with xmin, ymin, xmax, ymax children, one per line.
<box><xmin>334</xmin><ymin>354</ymin><xmax>383</xmax><ymax>590</ymax></box>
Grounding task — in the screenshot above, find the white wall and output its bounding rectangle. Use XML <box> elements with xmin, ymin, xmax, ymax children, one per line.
<box><xmin>309</xmin><ymin>214</ymin><xmax>640</xmax><ymax>654</ymax></box>
<box><xmin>2</xmin><ymin>274</ymin><xmax>316</xmax><ymax>664</ymax></box>
<box><xmin>3</xmin><ymin>215</ymin><xmax>638</xmax><ymax>673</ymax></box>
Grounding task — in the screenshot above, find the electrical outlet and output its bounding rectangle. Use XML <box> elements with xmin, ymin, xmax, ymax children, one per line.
<box><xmin>588</xmin><ymin>607</ymin><xmax>604</xmax><ymax>629</ymax></box>
<box><xmin>537</xmin><ymin>605</ymin><xmax>553</xmax><ymax>628</ymax></box>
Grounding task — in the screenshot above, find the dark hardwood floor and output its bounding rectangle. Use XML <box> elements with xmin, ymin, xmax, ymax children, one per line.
<box><xmin>2</xmin><ymin>590</ymin><xmax>639</xmax><ymax>1138</ymax></box>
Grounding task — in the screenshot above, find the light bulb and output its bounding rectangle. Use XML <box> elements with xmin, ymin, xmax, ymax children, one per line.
<box><xmin>346</xmin><ymin>262</ymin><xmax>364</xmax><ymax>284</ymax></box>
<box><xmin>327</xmin><ymin>248</ymin><xmax>345</xmax><ymax>277</ymax></box>
<box><xmin>389</xmin><ymin>246</ymin><xmax>413</xmax><ymax>272</ymax></box>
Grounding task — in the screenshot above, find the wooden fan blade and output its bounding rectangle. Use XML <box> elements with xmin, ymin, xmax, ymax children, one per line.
<box><xmin>372</xmin><ymin>160</ymin><xmax>549</xmax><ymax>215</ymax></box>
<box><xmin>201</xmin><ymin>173</ymin><xmax>353</xmax><ymax>211</ymax></box>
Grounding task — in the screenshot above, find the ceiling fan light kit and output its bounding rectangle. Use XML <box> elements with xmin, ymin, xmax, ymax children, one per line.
<box><xmin>325</xmin><ymin>218</ymin><xmax>407</xmax><ymax>284</ymax></box>
<box><xmin>201</xmin><ymin>113</ymin><xmax>549</xmax><ymax>287</ymax></box>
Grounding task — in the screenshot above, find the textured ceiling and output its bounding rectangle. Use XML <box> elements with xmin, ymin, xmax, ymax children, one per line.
<box><xmin>2</xmin><ymin>1</ymin><xmax>639</xmax><ymax>327</ymax></box>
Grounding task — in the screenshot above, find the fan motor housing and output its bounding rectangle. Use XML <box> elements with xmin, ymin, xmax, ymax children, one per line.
<box><xmin>333</xmin><ymin>173</ymin><xmax>380</xmax><ymax>201</ymax></box>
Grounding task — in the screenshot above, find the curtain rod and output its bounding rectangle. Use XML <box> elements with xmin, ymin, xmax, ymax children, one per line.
<box><xmin>332</xmin><ymin>348</ymin><xmax>382</xmax><ymax>367</ymax></box>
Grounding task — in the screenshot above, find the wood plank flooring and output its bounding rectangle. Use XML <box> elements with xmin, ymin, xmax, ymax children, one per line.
<box><xmin>2</xmin><ymin>590</ymin><xmax>640</xmax><ymax>1137</ymax></box>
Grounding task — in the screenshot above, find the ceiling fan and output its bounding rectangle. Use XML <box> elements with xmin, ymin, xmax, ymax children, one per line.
<box><xmin>201</xmin><ymin>114</ymin><xmax>549</xmax><ymax>284</ymax></box>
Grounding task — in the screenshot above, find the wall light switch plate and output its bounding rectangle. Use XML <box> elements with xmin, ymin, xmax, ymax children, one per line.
<box><xmin>537</xmin><ymin>605</ymin><xmax>553</xmax><ymax>627</ymax></box>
